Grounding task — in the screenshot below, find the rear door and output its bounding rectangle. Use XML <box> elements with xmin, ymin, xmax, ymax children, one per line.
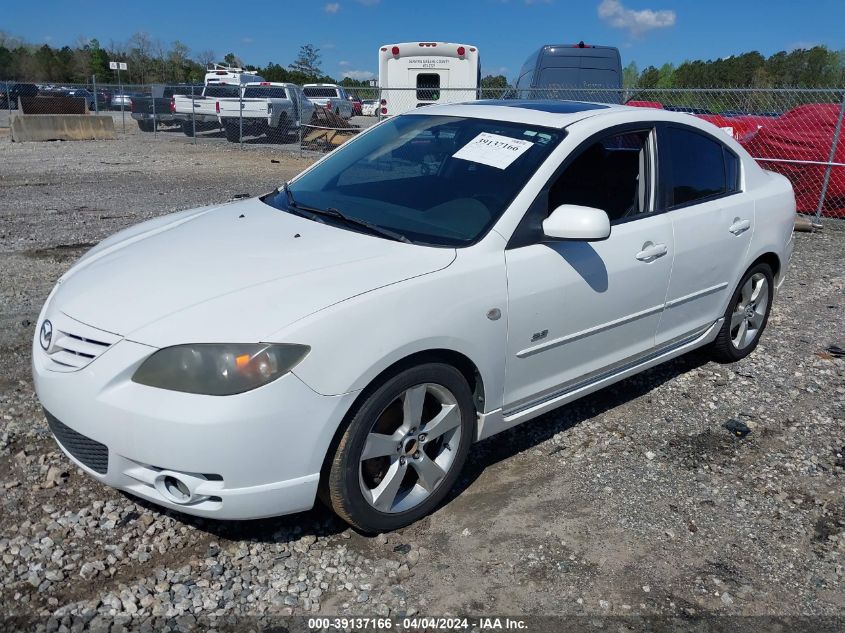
<box><xmin>411</xmin><ymin>70</ymin><xmax>448</xmax><ymax>105</ymax></box>
<box><xmin>655</xmin><ymin>124</ymin><xmax>753</xmax><ymax>346</ymax></box>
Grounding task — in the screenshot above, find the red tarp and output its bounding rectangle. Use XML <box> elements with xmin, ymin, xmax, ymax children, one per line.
<box><xmin>740</xmin><ymin>104</ymin><xmax>845</xmax><ymax>217</ymax></box>
<box><xmin>697</xmin><ymin>114</ymin><xmax>765</xmax><ymax>143</ymax></box>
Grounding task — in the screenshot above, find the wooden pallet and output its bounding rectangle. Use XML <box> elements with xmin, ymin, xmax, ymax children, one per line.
<box><xmin>302</xmin><ymin>108</ymin><xmax>361</xmax><ymax>149</ymax></box>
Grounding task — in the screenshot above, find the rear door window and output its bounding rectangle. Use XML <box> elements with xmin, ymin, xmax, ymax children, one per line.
<box><xmin>417</xmin><ymin>74</ymin><xmax>441</xmax><ymax>101</ymax></box>
<box><xmin>664</xmin><ymin>126</ymin><xmax>728</xmax><ymax>207</ymax></box>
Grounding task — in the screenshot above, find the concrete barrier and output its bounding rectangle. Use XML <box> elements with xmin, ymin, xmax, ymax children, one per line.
<box><xmin>10</xmin><ymin>114</ymin><xmax>115</xmax><ymax>142</ymax></box>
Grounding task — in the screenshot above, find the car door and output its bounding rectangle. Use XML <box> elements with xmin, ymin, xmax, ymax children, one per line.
<box><xmin>655</xmin><ymin>124</ymin><xmax>753</xmax><ymax>346</ymax></box>
<box><xmin>502</xmin><ymin>126</ymin><xmax>674</xmax><ymax>412</ymax></box>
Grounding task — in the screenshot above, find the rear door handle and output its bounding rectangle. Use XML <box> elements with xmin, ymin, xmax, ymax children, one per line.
<box><xmin>729</xmin><ymin>219</ymin><xmax>751</xmax><ymax>235</ymax></box>
<box><xmin>635</xmin><ymin>242</ymin><xmax>668</xmax><ymax>262</ymax></box>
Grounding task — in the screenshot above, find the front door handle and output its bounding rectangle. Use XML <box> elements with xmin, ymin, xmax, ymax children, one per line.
<box><xmin>729</xmin><ymin>219</ymin><xmax>751</xmax><ymax>235</ymax></box>
<box><xmin>636</xmin><ymin>242</ymin><xmax>668</xmax><ymax>262</ymax></box>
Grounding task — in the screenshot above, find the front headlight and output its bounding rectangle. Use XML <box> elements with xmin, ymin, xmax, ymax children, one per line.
<box><xmin>132</xmin><ymin>343</ymin><xmax>310</xmax><ymax>396</ymax></box>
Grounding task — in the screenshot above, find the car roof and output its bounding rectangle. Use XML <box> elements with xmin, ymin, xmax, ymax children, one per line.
<box><xmin>412</xmin><ymin>100</ymin><xmax>626</xmax><ymax>128</ymax></box>
<box><xmin>407</xmin><ymin>99</ymin><xmax>745</xmax><ymax>135</ymax></box>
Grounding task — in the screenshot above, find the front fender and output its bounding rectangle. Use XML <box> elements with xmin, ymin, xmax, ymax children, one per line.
<box><xmin>278</xmin><ymin>244</ymin><xmax>509</xmax><ymax>413</ymax></box>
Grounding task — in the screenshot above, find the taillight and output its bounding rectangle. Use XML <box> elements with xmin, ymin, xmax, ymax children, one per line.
<box><xmin>215</xmin><ymin>101</ymin><xmax>220</xmax><ymax>114</ymax></box>
<box><xmin>169</xmin><ymin>97</ymin><xmax>175</xmax><ymax>113</ymax></box>
<box><xmin>391</xmin><ymin>46</ymin><xmax>400</xmax><ymax>55</ymax></box>
<box><xmin>381</xmin><ymin>107</ymin><xmax>387</xmax><ymax>115</ymax></box>
<box><xmin>129</xmin><ymin>100</ymin><xmax>134</xmax><ymax>112</ymax></box>
<box><xmin>457</xmin><ymin>46</ymin><xmax>465</xmax><ymax>56</ymax></box>
<box><xmin>380</xmin><ymin>99</ymin><xmax>387</xmax><ymax>105</ymax></box>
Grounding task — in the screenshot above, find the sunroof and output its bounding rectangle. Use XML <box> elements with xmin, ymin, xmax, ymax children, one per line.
<box><xmin>472</xmin><ymin>100</ymin><xmax>609</xmax><ymax>113</ymax></box>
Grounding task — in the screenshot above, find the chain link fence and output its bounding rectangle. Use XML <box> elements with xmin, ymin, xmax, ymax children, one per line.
<box><xmin>2</xmin><ymin>80</ymin><xmax>843</xmax><ymax>223</ymax></box>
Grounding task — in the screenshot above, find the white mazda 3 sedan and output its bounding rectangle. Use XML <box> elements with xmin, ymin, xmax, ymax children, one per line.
<box><xmin>33</xmin><ymin>101</ymin><xmax>795</xmax><ymax>532</ymax></box>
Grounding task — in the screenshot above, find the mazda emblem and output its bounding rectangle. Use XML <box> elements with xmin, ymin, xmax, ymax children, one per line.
<box><xmin>40</xmin><ymin>320</ymin><xmax>53</xmax><ymax>351</ymax></box>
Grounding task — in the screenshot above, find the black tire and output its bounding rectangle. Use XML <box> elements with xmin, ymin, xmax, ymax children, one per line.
<box><xmin>137</xmin><ymin>119</ymin><xmax>154</xmax><ymax>133</ymax></box>
<box><xmin>223</xmin><ymin>122</ymin><xmax>241</xmax><ymax>143</ymax></box>
<box><xmin>268</xmin><ymin>116</ymin><xmax>291</xmax><ymax>143</ymax></box>
<box><xmin>181</xmin><ymin>121</ymin><xmax>195</xmax><ymax>136</ymax></box>
<box><xmin>324</xmin><ymin>363</ymin><xmax>475</xmax><ymax>533</ymax></box>
<box><xmin>710</xmin><ymin>262</ymin><xmax>774</xmax><ymax>363</ymax></box>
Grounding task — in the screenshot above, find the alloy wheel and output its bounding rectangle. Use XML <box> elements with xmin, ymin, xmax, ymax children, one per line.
<box><xmin>730</xmin><ymin>272</ymin><xmax>769</xmax><ymax>350</ymax></box>
<box><xmin>358</xmin><ymin>383</ymin><xmax>462</xmax><ymax>513</ymax></box>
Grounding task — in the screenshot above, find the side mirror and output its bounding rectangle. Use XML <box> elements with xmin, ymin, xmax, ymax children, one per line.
<box><xmin>542</xmin><ymin>204</ymin><xmax>611</xmax><ymax>241</ymax></box>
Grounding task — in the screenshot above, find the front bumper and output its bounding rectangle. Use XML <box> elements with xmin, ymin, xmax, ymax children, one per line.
<box><xmin>32</xmin><ymin>314</ymin><xmax>357</xmax><ymax>520</ymax></box>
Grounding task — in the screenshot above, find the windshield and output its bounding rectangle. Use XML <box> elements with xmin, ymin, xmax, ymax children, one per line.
<box><xmin>264</xmin><ymin>114</ymin><xmax>563</xmax><ymax>246</ymax></box>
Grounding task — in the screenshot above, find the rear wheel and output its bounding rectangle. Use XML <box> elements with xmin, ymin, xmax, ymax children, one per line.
<box><xmin>181</xmin><ymin>121</ymin><xmax>195</xmax><ymax>136</ymax></box>
<box><xmin>268</xmin><ymin>116</ymin><xmax>291</xmax><ymax>143</ymax></box>
<box><xmin>324</xmin><ymin>363</ymin><xmax>475</xmax><ymax>532</ymax></box>
<box><xmin>137</xmin><ymin>119</ymin><xmax>154</xmax><ymax>133</ymax></box>
<box><xmin>710</xmin><ymin>263</ymin><xmax>773</xmax><ymax>362</ymax></box>
<box><xmin>223</xmin><ymin>122</ymin><xmax>241</xmax><ymax>142</ymax></box>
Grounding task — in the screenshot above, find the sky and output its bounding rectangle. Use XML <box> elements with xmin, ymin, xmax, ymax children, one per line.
<box><xmin>4</xmin><ymin>0</ymin><xmax>843</xmax><ymax>82</ymax></box>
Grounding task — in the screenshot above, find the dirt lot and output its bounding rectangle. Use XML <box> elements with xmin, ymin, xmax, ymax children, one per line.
<box><xmin>0</xmin><ymin>132</ymin><xmax>843</xmax><ymax>629</ymax></box>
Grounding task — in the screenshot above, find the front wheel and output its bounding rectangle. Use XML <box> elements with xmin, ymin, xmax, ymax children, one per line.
<box><xmin>710</xmin><ymin>263</ymin><xmax>773</xmax><ymax>362</ymax></box>
<box><xmin>324</xmin><ymin>363</ymin><xmax>475</xmax><ymax>532</ymax></box>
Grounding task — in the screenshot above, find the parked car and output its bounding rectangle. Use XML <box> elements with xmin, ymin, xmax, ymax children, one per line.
<box><xmin>361</xmin><ymin>99</ymin><xmax>378</xmax><ymax>116</ymax></box>
<box><xmin>217</xmin><ymin>82</ymin><xmax>315</xmax><ymax>143</ymax></box>
<box><xmin>95</xmin><ymin>89</ymin><xmax>112</xmax><ymax>110</ymax></box>
<box><xmin>131</xmin><ymin>85</ymin><xmax>200</xmax><ymax>132</ymax></box>
<box><xmin>111</xmin><ymin>93</ymin><xmax>136</xmax><ymax>110</ymax></box>
<box><xmin>63</xmin><ymin>89</ymin><xmax>96</xmax><ymax>111</ymax></box>
<box><xmin>349</xmin><ymin>95</ymin><xmax>363</xmax><ymax>116</ymax></box>
<box><xmin>0</xmin><ymin>82</ymin><xmax>39</xmax><ymax>108</ymax></box>
<box><xmin>33</xmin><ymin>101</ymin><xmax>795</xmax><ymax>532</ymax></box>
<box><xmin>303</xmin><ymin>84</ymin><xmax>354</xmax><ymax>119</ymax></box>
<box><xmin>172</xmin><ymin>83</ymin><xmax>241</xmax><ymax>135</ymax></box>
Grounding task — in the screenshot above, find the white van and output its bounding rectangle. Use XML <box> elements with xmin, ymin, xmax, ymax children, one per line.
<box><xmin>377</xmin><ymin>42</ymin><xmax>480</xmax><ymax>117</ymax></box>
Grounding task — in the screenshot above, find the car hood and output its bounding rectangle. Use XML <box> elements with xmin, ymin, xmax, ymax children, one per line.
<box><xmin>52</xmin><ymin>198</ymin><xmax>456</xmax><ymax>347</ymax></box>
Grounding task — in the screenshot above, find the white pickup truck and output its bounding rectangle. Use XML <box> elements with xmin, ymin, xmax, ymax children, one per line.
<box><xmin>303</xmin><ymin>84</ymin><xmax>354</xmax><ymax>119</ymax></box>
<box><xmin>172</xmin><ymin>83</ymin><xmax>242</xmax><ymax>135</ymax></box>
<box><xmin>216</xmin><ymin>83</ymin><xmax>315</xmax><ymax>143</ymax></box>
<box><xmin>171</xmin><ymin>67</ymin><xmax>266</xmax><ymax>136</ymax></box>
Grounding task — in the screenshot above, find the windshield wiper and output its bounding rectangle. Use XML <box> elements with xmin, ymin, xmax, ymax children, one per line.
<box><xmin>281</xmin><ymin>182</ymin><xmax>326</xmax><ymax>224</ymax></box>
<box><xmin>316</xmin><ymin>207</ymin><xmax>411</xmax><ymax>243</ymax></box>
<box><xmin>281</xmin><ymin>183</ymin><xmax>411</xmax><ymax>244</ymax></box>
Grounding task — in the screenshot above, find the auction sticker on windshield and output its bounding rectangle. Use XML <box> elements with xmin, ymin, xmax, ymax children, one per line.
<box><xmin>452</xmin><ymin>132</ymin><xmax>534</xmax><ymax>169</ymax></box>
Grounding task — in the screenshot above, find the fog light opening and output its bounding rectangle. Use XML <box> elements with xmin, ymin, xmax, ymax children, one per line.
<box><xmin>162</xmin><ymin>475</ymin><xmax>191</xmax><ymax>503</ymax></box>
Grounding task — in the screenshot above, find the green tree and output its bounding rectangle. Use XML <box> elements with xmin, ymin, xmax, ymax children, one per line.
<box><xmin>288</xmin><ymin>44</ymin><xmax>322</xmax><ymax>78</ymax></box>
<box><xmin>223</xmin><ymin>52</ymin><xmax>241</xmax><ymax>67</ymax></box>
<box><xmin>638</xmin><ymin>65</ymin><xmax>660</xmax><ymax>88</ymax></box>
<box><xmin>622</xmin><ymin>61</ymin><xmax>639</xmax><ymax>88</ymax></box>
<box><xmin>480</xmin><ymin>74</ymin><xmax>509</xmax><ymax>98</ymax></box>
<box><xmin>88</xmin><ymin>38</ymin><xmax>110</xmax><ymax>79</ymax></box>
<box><xmin>656</xmin><ymin>63</ymin><xmax>675</xmax><ymax>88</ymax></box>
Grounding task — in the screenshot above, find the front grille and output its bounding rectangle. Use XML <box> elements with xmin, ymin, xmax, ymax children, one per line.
<box><xmin>44</xmin><ymin>318</ymin><xmax>120</xmax><ymax>371</ymax></box>
<box><xmin>45</xmin><ymin>411</ymin><xmax>109</xmax><ymax>474</ymax></box>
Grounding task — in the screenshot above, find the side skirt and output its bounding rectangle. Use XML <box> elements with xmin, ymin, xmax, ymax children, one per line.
<box><xmin>475</xmin><ymin>319</ymin><xmax>723</xmax><ymax>441</ymax></box>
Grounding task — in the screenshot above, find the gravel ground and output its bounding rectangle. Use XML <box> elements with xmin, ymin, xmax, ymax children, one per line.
<box><xmin>0</xmin><ymin>133</ymin><xmax>843</xmax><ymax>630</ymax></box>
